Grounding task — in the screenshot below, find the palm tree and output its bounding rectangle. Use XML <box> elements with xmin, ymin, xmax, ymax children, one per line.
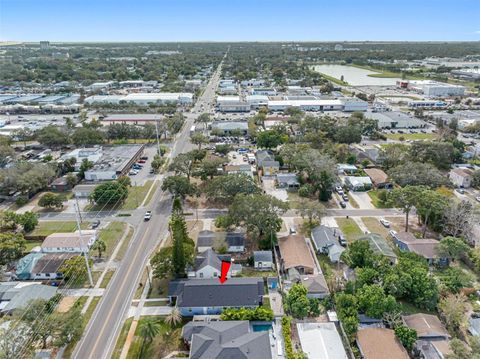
<box><xmin>164</xmin><ymin>307</ymin><xmax>182</xmax><ymax>327</ymax></box>
<box><xmin>91</xmin><ymin>239</ymin><xmax>106</xmax><ymax>258</ymax></box>
<box><xmin>138</xmin><ymin>319</ymin><xmax>162</xmax><ymax>358</ymax></box>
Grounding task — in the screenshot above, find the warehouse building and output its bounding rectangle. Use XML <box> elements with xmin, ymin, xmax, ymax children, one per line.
<box><xmin>101</xmin><ymin>114</ymin><xmax>162</xmax><ymax>125</ymax></box>
<box><xmin>84</xmin><ymin>92</ymin><xmax>193</xmax><ymax>106</ymax></box>
<box><xmin>402</xmin><ymin>80</ymin><xmax>465</xmax><ymax>97</ymax></box>
<box><xmin>365</xmin><ymin>111</ymin><xmax>427</xmax><ymax>129</ymax></box>
<box><xmin>267</xmin><ymin>97</ymin><xmax>367</xmax><ymax>112</ymax></box>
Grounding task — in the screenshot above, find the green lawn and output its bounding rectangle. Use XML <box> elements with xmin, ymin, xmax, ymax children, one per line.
<box><xmin>143</xmin><ymin>181</ymin><xmax>159</xmax><ymax>206</ymax></box>
<box><xmin>237</xmin><ymin>267</ymin><xmax>278</xmax><ymax>278</ymax></box>
<box><xmin>347</xmin><ymin>193</ymin><xmax>359</xmax><ymax>208</ymax></box>
<box><xmin>368</xmin><ymin>190</ymin><xmax>391</xmax><ymax>209</ymax></box>
<box><xmin>385</xmin><ymin>133</ymin><xmax>436</xmax><ymax>141</ymax></box>
<box><xmin>94</xmin><ymin>222</ymin><xmax>127</xmax><ymax>260</ymax></box>
<box><xmin>336</xmin><ymin>218</ymin><xmax>363</xmax><ymax>243</ymax></box>
<box><xmin>148</xmin><ymin>277</ymin><xmax>170</xmax><ymax>299</ymax></box>
<box><xmin>115</xmin><ymin>226</ymin><xmax>134</xmax><ymax>261</ymax></box>
<box><xmin>111</xmin><ymin>318</ymin><xmax>134</xmax><ymax>359</ymax></box>
<box><xmin>100</xmin><ymin>270</ymin><xmax>115</xmax><ymax>289</ymax></box>
<box><xmin>25</xmin><ymin>240</ymin><xmax>42</xmax><ymax>251</ymax></box>
<box><xmin>361</xmin><ymin>217</ymin><xmax>390</xmax><ymax>238</ymax></box>
<box><xmin>121</xmin><ymin>180</ymin><xmax>155</xmax><ymax>210</ymax></box>
<box><xmin>127</xmin><ymin>316</ymin><xmax>186</xmax><ymax>359</ymax></box>
<box><xmin>28</xmin><ymin>221</ymin><xmax>89</xmax><ymax>237</ymax></box>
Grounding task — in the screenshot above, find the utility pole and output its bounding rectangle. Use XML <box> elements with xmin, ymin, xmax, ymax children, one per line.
<box><xmin>74</xmin><ymin>201</ymin><xmax>94</xmax><ymax>287</ymax></box>
<box><xmin>154</xmin><ymin>116</ymin><xmax>161</xmax><ymax>156</ymax></box>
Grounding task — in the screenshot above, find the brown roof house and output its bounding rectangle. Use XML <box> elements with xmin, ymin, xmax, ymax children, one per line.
<box><xmin>356</xmin><ymin>328</ymin><xmax>409</xmax><ymax>359</ymax></box>
<box><xmin>364</xmin><ymin>168</ymin><xmax>392</xmax><ymax>189</ymax></box>
<box><xmin>392</xmin><ymin>232</ymin><xmax>448</xmax><ymax>266</ymax></box>
<box><xmin>403</xmin><ymin>314</ymin><xmax>451</xmax><ymax>359</ymax></box>
<box><xmin>278</xmin><ymin>234</ymin><xmax>315</xmax><ymax>277</ymax></box>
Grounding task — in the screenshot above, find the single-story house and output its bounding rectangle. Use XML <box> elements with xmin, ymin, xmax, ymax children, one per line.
<box><xmin>415</xmin><ymin>339</ymin><xmax>452</xmax><ymax>359</ymax></box>
<box><xmin>358</xmin><ymin>233</ymin><xmax>397</xmax><ymax>264</ymax></box>
<box><xmin>278</xmin><ymin>234</ymin><xmax>315</xmax><ymax>277</ymax></box>
<box><xmin>403</xmin><ymin>314</ymin><xmax>450</xmax><ymax>340</ymax></box>
<box><xmin>223</xmin><ymin>164</ymin><xmax>253</xmax><ymax>177</ymax></box>
<box><xmin>260</xmin><ymin>160</ymin><xmax>280</xmax><ymax>176</ymax></box>
<box><xmin>364</xmin><ymin>168</ymin><xmax>392</xmax><ymax>189</ymax></box>
<box><xmin>15</xmin><ymin>253</ymin><xmax>76</xmax><ymax>280</ymax></box>
<box><xmin>41</xmin><ymin>230</ymin><xmax>98</xmax><ymax>253</ymax></box>
<box><xmin>296</xmin><ymin>322</ymin><xmax>348</xmax><ymax>359</ymax></box>
<box><xmin>168</xmin><ymin>278</ymin><xmax>264</xmax><ymax>316</ymax></box>
<box><xmin>182</xmin><ymin>320</ymin><xmax>272</xmax><ymax>359</ymax></box>
<box><xmin>393</xmin><ymin>232</ymin><xmax>448</xmax><ymax>266</ymax></box>
<box><xmin>187</xmin><ymin>248</ymin><xmax>241</xmax><ymax>279</ymax></box>
<box><xmin>49</xmin><ymin>175</ymin><xmax>74</xmax><ymax>192</ymax></box>
<box><xmin>298</xmin><ymin>274</ymin><xmax>329</xmax><ymax>299</ymax></box>
<box><xmin>276</xmin><ymin>173</ymin><xmax>300</xmax><ymax>189</ymax></box>
<box><xmin>337</xmin><ymin>164</ymin><xmax>358</xmax><ymax>175</ymax></box>
<box><xmin>344</xmin><ymin>176</ymin><xmax>373</xmax><ymax>191</ymax></box>
<box><xmin>196</xmin><ymin>230</ymin><xmax>245</xmax><ymax>253</ymax></box>
<box><xmin>72</xmin><ymin>184</ymin><xmax>96</xmax><ymax>198</ymax></box>
<box><xmin>449</xmin><ymin>168</ymin><xmax>474</xmax><ymax>188</ymax></box>
<box><xmin>356</xmin><ymin>328</ymin><xmax>409</xmax><ymax>359</ymax></box>
<box><xmin>253</xmin><ymin>251</ymin><xmax>273</xmax><ymax>270</ymax></box>
<box><xmin>311</xmin><ymin>225</ymin><xmax>345</xmax><ymax>263</ymax></box>
<box><xmin>0</xmin><ymin>282</ymin><xmax>58</xmax><ymax>314</ymax></box>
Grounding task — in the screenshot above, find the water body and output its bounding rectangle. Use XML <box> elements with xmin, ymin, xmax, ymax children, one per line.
<box><xmin>313</xmin><ymin>64</ymin><xmax>401</xmax><ymax>86</ymax></box>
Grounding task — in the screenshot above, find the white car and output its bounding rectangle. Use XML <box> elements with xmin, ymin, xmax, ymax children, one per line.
<box><xmin>129</xmin><ymin>170</ymin><xmax>138</xmax><ymax>175</ymax></box>
<box><xmin>379</xmin><ymin>219</ymin><xmax>391</xmax><ymax>228</ymax></box>
<box><xmin>389</xmin><ymin>229</ymin><xmax>398</xmax><ymax>238</ymax></box>
<box><xmin>144</xmin><ymin>211</ymin><xmax>152</xmax><ymax>221</ymax></box>
<box><xmin>476</xmin><ymin>196</ymin><xmax>480</xmax><ymax>203</ymax></box>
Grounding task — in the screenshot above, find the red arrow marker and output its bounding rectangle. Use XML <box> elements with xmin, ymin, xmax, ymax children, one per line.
<box><xmin>219</xmin><ymin>260</ymin><xmax>231</xmax><ymax>284</ymax></box>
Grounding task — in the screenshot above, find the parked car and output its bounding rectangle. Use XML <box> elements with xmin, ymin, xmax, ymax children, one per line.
<box><xmin>338</xmin><ymin>234</ymin><xmax>347</xmax><ymax>246</ymax></box>
<box><xmin>388</xmin><ymin>229</ymin><xmax>397</xmax><ymax>238</ymax></box>
<box><xmin>138</xmin><ymin>159</ymin><xmax>146</xmax><ymax>164</ymax></box>
<box><xmin>140</xmin><ymin>156</ymin><xmax>148</xmax><ymax>160</ymax></box>
<box><xmin>342</xmin><ymin>194</ymin><xmax>349</xmax><ymax>202</ymax></box>
<box><xmin>339</xmin><ymin>201</ymin><xmax>347</xmax><ymax>208</ymax></box>
<box><xmin>289</xmin><ymin>226</ymin><xmax>297</xmax><ymax>235</ymax></box>
<box><xmin>90</xmin><ymin>220</ymin><xmax>100</xmax><ymax>229</ymax></box>
<box><xmin>455</xmin><ymin>188</ymin><xmax>465</xmax><ymax>194</ymax></box>
<box><xmin>335</xmin><ymin>186</ymin><xmax>343</xmax><ymax>193</ymax></box>
<box><xmin>144</xmin><ymin>211</ymin><xmax>152</xmax><ymax>221</ymax></box>
<box><xmin>129</xmin><ymin>170</ymin><xmax>138</xmax><ymax>175</ymax></box>
<box><xmin>380</xmin><ymin>219</ymin><xmax>391</xmax><ymax>228</ymax></box>
<box><xmin>476</xmin><ymin>196</ymin><xmax>480</xmax><ymax>202</ymax></box>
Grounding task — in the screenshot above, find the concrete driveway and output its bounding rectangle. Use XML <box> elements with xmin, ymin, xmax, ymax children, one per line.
<box><xmin>350</xmin><ymin>192</ymin><xmax>374</xmax><ymax>209</ymax></box>
<box><xmin>263</xmin><ymin>177</ymin><xmax>288</xmax><ymax>201</ymax></box>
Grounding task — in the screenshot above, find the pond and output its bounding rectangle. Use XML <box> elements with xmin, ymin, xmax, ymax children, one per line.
<box><xmin>313</xmin><ymin>64</ymin><xmax>401</xmax><ymax>86</ymax></box>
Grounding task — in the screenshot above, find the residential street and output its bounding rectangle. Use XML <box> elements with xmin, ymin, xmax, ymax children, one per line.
<box><xmin>71</xmin><ymin>59</ymin><xmax>224</xmax><ymax>359</ymax></box>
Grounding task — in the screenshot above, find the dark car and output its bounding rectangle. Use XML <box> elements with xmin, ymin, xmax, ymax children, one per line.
<box><xmin>342</xmin><ymin>194</ymin><xmax>349</xmax><ymax>202</ymax></box>
<box><xmin>339</xmin><ymin>201</ymin><xmax>347</xmax><ymax>208</ymax></box>
<box><xmin>90</xmin><ymin>220</ymin><xmax>100</xmax><ymax>229</ymax></box>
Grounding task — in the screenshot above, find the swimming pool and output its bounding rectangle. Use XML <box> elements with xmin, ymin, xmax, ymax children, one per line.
<box><xmin>252</xmin><ymin>324</ymin><xmax>273</xmax><ymax>332</ymax></box>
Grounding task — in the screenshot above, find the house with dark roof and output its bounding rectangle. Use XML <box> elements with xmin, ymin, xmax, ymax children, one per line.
<box><xmin>188</xmin><ymin>248</ymin><xmax>241</xmax><ymax>279</ymax></box>
<box><xmin>358</xmin><ymin>233</ymin><xmax>397</xmax><ymax>264</ymax></box>
<box><xmin>182</xmin><ymin>320</ymin><xmax>271</xmax><ymax>359</ymax></box>
<box><xmin>311</xmin><ymin>225</ymin><xmax>346</xmax><ymax>263</ymax></box>
<box><xmin>168</xmin><ymin>278</ymin><xmax>264</xmax><ymax>316</ymax></box>
<box><xmin>256</xmin><ymin>150</ymin><xmax>279</xmax><ymax>176</ymax></box>
<box><xmin>276</xmin><ymin>173</ymin><xmax>300</xmax><ymax>189</ymax></box>
<box><xmin>0</xmin><ymin>282</ymin><xmax>58</xmax><ymax>314</ymax></box>
<box><xmin>393</xmin><ymin>232</ymin><xmax>448</xmax><ymax>266</ymax></box>
<box><xmin>15</xmin><ymin>253</ymin><xmax>76</xmax><ymax>280</ymax></box>
<box><xmin>298</xmin><ymin>275</ymin><xmax>329</xmax><ymax>299</ymax></box>
<box><xmin>253</xmin><ymin>251</ymin><xmax>273</xmax><ymax>270</ymax></box>
<box><xmin>196</xmin><ymin>230</ymin><xmax>245</xmax><ymax>253</ymax></box>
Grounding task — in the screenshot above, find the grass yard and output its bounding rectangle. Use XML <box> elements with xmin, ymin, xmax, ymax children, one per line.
<box><xmin>126</xmin><ymin>316</ymin><xmax>186</xmax><ymax>359</ymax></box>
<box><xmin>361</xmin><ymin>217</ymin><xmax>391</xmax><ymax>238</ymax></box>
<box><xmin>237</xmin><ymin>267</ymin><xmax>278</xmax><ymax>278</ymax></box>
<box><xmin>115</xmin><ymin>226</ymin><xmax>134</xmax><ymax>261</ymax></box>
<box><xmin>100</xmin><ymin>270</ymin><xmax>115</xmax><ymax>289</ymax></box>
<box><xmin>367</xmin><ymin>190</ymin><xmax>391</xmax><ymax>209</ymax></box>
<box><xmin>143</xmin><ymin>181</ymin><xmax>159</xmax><ymax>206</ymax></box>
<box><xmin>121</xmin><ymin>180</ymin><xmax>154</xmax><ymax>210</ymax></box>
<box><xmin>398</xmin><ymin>300</ymin><xmax>437</xmax><ymax>315</ymax></box>
<box><xmin>95</xmin><ymin>222</ymin><xmax>127</xmax><ymax>260</ymax></box>
<box><xmin>28</xmin><ymin>221</ymin><xmax>89</xmax><ymax>237</ymax></box>
<box><xmin>111</xmin><ymin>318</ymin><xmax>134</xmax><ymax>359</ymax></box>
<box><xmin>347</xmin><ymin>193</ymin><xmax>359</xmax><ymax>208</ymax></box>
<box><xmin>24</xmin><ymin>240</ymin><xmax>42</xmax><ymax>251</ymax></box>
<box><xmin>336</xmin><ymin>218</ymin><xmax>363</xmax><ymax>243</ymax></box>
<box><xmin>148</xmin><ymin>277</ymin><xmax>170</xmax><ymax>298</ymax></box>
<box><xmin>385</xmin><ymin>133</ymin><xmax>436</xmax><ymax>141</ymax></box>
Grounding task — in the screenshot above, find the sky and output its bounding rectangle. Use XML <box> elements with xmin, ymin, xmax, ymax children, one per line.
<box><xmin>1</xmin><ymin>0</ymin><xmax>480</xmax><ymax>42</ymax></box>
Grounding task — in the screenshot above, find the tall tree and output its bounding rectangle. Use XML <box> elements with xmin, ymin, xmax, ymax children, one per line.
<box><xmin>388</xmin><ymin>186</ymin><xmax>424</xmax><ymax>232</ymax></box>
<box><xmin>415</xmin><ymin>189</ymin><xmax>448</xmax><ymax>238</ymax></box>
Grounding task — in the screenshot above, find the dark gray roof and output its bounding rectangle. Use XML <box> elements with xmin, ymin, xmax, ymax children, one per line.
<box><xmin>311</xmin><ymin>225</ymin><xmax>338</xmax><ymax>249</ymax></box>
<box><xmin>256</xmin><ymin>150</ymin><xmax>275</xmax><ymax>166</ymax></box>
<box><xmin>261</xmin><ymin>160</ymin><xmax>280</xmax><ymax>169</ymax></box>
<box><xmin>225</xmin><ymin>232</ymin><xmax>245</xmax><ymax>247</ymax></box>
<box><xmin>0</xmin><ymin>283</ymin><xmax>57</xmax><ymax>313</ymax></box>
<box><xmin>197</xmin><ymin>230</ymin><xmax>245</xmax><ymax>248</ymax></box>
<box><xmin>254</xmin><ymin>251</ymin><xmax>272</xmax><ymax>262</ymax></box>
<box><xmin>195</xmin><ymin>248</ymin><xmax>223</xmax><ymax>271</ymax></box>
<box><xmin>169</xmin><ymin>278</ymin><xmax>264</xmax><ymax>308</ymax></box>
<box><xmin>182</xmin><ymin>321</ymin><xmax>271</xmax><ymax>359</ymax></box>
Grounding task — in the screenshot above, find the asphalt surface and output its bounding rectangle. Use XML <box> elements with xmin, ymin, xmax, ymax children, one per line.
<box><xmin>72</xmin><ymin>59</ymin><xmax>224</xmax><ymax>359</ymax></box>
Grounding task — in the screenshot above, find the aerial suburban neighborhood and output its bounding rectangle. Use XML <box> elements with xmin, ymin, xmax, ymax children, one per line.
<box><xmin>1</xmin><ymin>2</ymin><xmax>480</xmax><ymax>359</ymax></box>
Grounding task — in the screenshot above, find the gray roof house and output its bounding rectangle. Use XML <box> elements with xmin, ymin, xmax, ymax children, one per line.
<box><xmin>196</xmin><ymin>230</ymin><xmax>245</xmax><ymax>253</ymax></box>
<box><xmin>311</xmin><ymin>225</ymin><xmax>345</xmax><ymax>263</ymax></box>
<box><xmin>168</xmin><ymin>278</ymin><xmax>264</xmax><ymax>316</ymax></box>
<box><xmin>182</xmin><ymin>320</ymin><xmax>272</xmax><ymax>359</ymax></box>
<box><xmin>276</xmin><ymin>173</ymin><xmax>300</xmax><ymax>189</ymax></box>
<box><xmin>253</xmin><ymin>251</ymin><xmax>273</xmax><ymax>270</ymax></box>
<box><xmin>0</xmin><ymin>282</ymin><xmax>58</xmax><ymax>314</ymax></box>
<box><xmin>298</xmin><ymin>274</ymin><xmax>330</xmax><ymax>299</ymax></box>
<box><xmin>188</xmin><ymin>248</ymin><xmax>241</xmax><ymax>279</ymax></box>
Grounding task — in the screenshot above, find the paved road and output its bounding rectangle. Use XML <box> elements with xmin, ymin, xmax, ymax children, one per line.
<box><xmin>72</xmin><ymin>59</ymin><xmax>224</xmax><ymax>359</ymax></box>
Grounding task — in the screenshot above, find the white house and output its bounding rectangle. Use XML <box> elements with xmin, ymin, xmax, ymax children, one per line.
<box><xmin>449</xmin><ymin>167</ymin><xmax>474</xmax><ymax>188</ymax></box>
<box><xmin>41</xmin><ymin>230</ymin><xmax>98</xmax><ymax>253</ymax></box>
<box><xmin>188</xmin><ymin>249</ymin><xmax>241</xmax><ymax>279</ymax></box>
<box><xmin>253</xmin><ymin>251</ymin><xmax>273</xmax><ymax>270</ymax></box>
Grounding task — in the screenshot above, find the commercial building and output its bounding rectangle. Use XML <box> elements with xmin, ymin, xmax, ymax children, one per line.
<box><xmin>250</xmin><ymin>88</ymin><xmax>277</xmax><ymax>96</ymax></box>
<box><xmin>84</xmin><ymin>92</ymin><xmax>193</xmax><ymax>105</ymax></box>
<box><xmin>211</xmin><ymin>121</ymin><xmax>248</xmax><ymax>135</ymax></box>
<box><xmin>451</xmin><ymin>68</ymin><xmax>480</xmax><ymax>80</ymax></box>
<box><xmin>101</xmin><ymin>114</ymin><xmax>162</xmax><ymax>125</ymax></box>
<box><xmin>267</xmin><ymin>97</ymin><xmax>367</xmax><ymax>112</ymax></box>
<box><xmin>402</xmin><ymin>80</ymin><xmax>465</xmax><ymax>97</ymax></box>
<box><xmin>408</xmin><ymin>100</ymin><xmax>447</xmax><ymax>109</ymax></box>
<box><xmin>296</xmin><ymin>322</ymin><xmax>348</xmax><ymax>359</ymax></box>
<box><xmin>364</xmin><ymin>111</ymin><xmax>427</xmax><ymax>129</ymax></box>
<box><xmin>63</xmin><ymin>145</ymin><xmax>144</xmax><ymax>181</ymax></box>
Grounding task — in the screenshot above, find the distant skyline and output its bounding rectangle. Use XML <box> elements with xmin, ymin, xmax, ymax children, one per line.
<box><xmin>1</xmin><ymin>0</ymin><xmax>480</xmax><ymax>42</ymax></box>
